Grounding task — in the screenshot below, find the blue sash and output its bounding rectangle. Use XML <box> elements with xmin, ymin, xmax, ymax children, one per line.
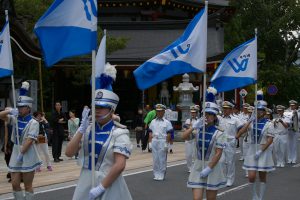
<box><xmin>252</xmin><ymin>118</ymin><xmax>268</xmax><ymax>144</ymax></box>
<box><xmin>87</xmin><ymin>120</ymin><xmax>113</xmax><ymax>170</ymax></box>
<box><xmin>15</xmin><ymin>115</ymin><xmax>32</xmax><ymax>144</ymax></box>
<box><xmin>196</xmin><ymin>125</ymin><xmax>217</xmax><ymax>160</ymax></box>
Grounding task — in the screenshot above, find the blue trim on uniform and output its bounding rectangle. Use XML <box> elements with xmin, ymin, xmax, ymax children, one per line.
<box><xmin>252</xmin><ymin>118</ymin><xmax>268</xmax><ymax>144</ymax></box>
<box><xmin>113</xmin><ymin>146</ymin><xmax>131</xmax><ymax>156</ymax></box>
<box><xmin>15</xmin><ymin>115</ymin><xmax>33</xmax><ymax>144</ymax></box>
<box><xmin>197</xmin><ymin>125</ymin><xmax>217</xmax><ymax>160</ymax></box>
<box><xmin>243</xmin><ymin>164</ymin><xmax>275</xmax><ymax>170</ymax></box>
<box><xmin>8</xmin><ymin>161</ymin><xmax>42</xmax><ymax>171</ymax></box>
<box><xmin>87</xmin><ymin>120</ymin><xmax>113</xmax><ymax>170</ymax></box>
<box><xmin>188</xmin><ymin>181</ymin><xmax>227</xmax><ymax>188</ymax></box>
<box><xmin>168</xmin><ymin>129</ymin><xmax>174</xmax><ymax>139</ymax></box>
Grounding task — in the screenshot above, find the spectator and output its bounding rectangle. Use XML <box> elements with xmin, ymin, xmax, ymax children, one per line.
<box><xmin>52</xmin><ymin>102</ymin><xmax>67</xmax><ymax>162</ymax></box>
<box><xmin>34</xmin><ymin>111</ymin><xmax>53</xmax><ymax>172</ymax></box>
<box><xmin>134</xmin><ymin>108</ymin><xmax>144</xmax><ymax>148</ymax></box>
<box><xmin>68</xmin><ymin>110</ymin><xmax>79</xmax><ymax>159</ymax></box>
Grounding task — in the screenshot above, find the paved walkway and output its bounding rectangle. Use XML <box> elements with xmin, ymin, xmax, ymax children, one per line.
<box><xmin>0</xmin><ymin>139</ymin><xmax>186</xmax><ymax>198</ymax></box>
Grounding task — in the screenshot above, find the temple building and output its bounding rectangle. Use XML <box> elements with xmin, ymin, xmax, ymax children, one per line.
<box><xmin>0</xmin><ymin>0</ymin><xmax>234</xmax><ymax>125</ymax></box>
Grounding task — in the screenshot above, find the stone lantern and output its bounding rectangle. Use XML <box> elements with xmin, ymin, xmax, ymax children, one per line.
<box><xmin>173</xmin><ymin>73</ymin><xmax>199</xmax><ymax>127</ymax></box>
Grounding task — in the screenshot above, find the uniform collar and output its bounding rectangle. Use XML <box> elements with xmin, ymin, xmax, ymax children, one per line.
<box><xmin>205</xmin><ymin>124</ymin><xmax>217</xmax><ymax>132</ymax></box>
<box><xmin>96</xmin><ymin>120</ymin><xmax>114</xmax><ymax>131</ymax></box>
<box><xmin>223</xmin><ymin>114</ymin><xmax>231</xmax><ymax>119</ymax></box>
<box><xmin>156</xmin><ymin>117</ymin><xmax>164</xmax><ymax>121</ymax></box>
<box><xmin>18</xmin><ymin>114</ymin><xmax>32</xmax><ymax>122</ymax></box>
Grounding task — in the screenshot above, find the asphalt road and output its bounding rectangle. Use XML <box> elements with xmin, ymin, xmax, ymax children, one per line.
<box><xmin>29</xmin><ymin>156</ymin><xmax>300</xmax><ymax>200</ymax></box>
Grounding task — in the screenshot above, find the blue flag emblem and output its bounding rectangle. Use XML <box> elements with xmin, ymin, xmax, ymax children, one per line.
<box><xmin>210</xmin><ymin>37</ymin><xmax>257</xmax><ymax>92</ymax></box>
<box><xmin>170</xmin><ymin>44</ymin><xmax>191</xmax><ymax>59</ymax></box>
<box><xmin>82</xmin><ymin>0</ymin><xmax>97</xmax><ymax>21</ymax></box>
<box><xmin>228</xmin><ymin>54</ymin><xmax>251</xmax><ymax>73</ymax></box>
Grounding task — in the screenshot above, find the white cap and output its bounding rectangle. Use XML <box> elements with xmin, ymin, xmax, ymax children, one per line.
<box><xmin>257</xmin><ymin>100</ymin><xmax>267</xmax><ymax>110</ymax></box>
<box><xmin>17</xmin><ymin>81</ymin><xmax>33</xmax><ymax>108</ymax></box>
<box><xmin>95</xmin><ymin>89</ymin><xmax>119</xmax><ymax>111</ymax></box>
<box><xmin>17</xmin><ymin>96</ymin><xmax>33</xmax><ymax>108</ymax></box>
<box><xmin>155</xmin><ymin>104</ymin><xmax>166</xmax><ymax>111</ymax></box>
<box><xmin>205</xmin><ymin>102</ymin><xmax>219</xmax><ymax>115</ymax></box>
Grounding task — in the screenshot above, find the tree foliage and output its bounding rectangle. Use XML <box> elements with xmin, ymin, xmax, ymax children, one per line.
<box><xmin>225</xmin><ymin>0</ymin><xmax>300</xmax><ymax>105</ymax></box>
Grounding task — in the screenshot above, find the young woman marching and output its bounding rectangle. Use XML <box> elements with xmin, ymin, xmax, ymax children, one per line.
<box><xmin>236</xmin><ymin>91</ymin><xmax>275</xmax><ymax>200</ymax></box>
<box><xmin>183</xmin><ymin>87</ymin><xmax>226</xmax><ymax>200</ymax></box>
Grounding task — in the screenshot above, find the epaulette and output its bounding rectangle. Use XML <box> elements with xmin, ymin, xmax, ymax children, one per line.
<box><xmin>113</xmin><ymin>120</ymin><xmax>127</xmax><ymax>129</ymax></box>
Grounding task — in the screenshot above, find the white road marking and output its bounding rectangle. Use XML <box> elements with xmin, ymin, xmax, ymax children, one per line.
<box><xmin>2</xmin><ymin>161</ymin><xmax>187</xmax><ymax>200</ymax></box>
<box><xmin>3</xmin><ymin>161</ymin><xmax>250</xmax><ymax>199</ymax></box>
<box><xmin>292</xmin><ymin>163</ymin><xmax>300</xmax><ymax>168</ymax></box>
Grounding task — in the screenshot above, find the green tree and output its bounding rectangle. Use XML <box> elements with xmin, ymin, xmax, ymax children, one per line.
<box><xmin>225</xmin><ymin>0</ymin><xmax>300</xmax><ymax>105</ymax></box>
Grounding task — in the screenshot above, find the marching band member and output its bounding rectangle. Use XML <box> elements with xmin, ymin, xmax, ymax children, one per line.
<box><xmin>273</xmin><ymin>105</ymin><xmax>289</xmax><ymax>167</ymax></box>
<box><xmin>264</xmin><ymin>108</ymin><xmax>273</xmax><ymax>120</ymax></box>
<box><xmin>182</xmin><ymin>106</ymin><xmax>199</xmax><ymax>172</ymax></box>
<box><xmin>238</xmin><ymin>103</ymin><xmax>251</xmax><ymax>161</ymax></box>
<box><xmin>183</xmin><ymin>87</ymin><xmax>226</xmax><ymax>200</ymax></box>
<box><xmin>0</xmin><ymin>82</ymin><xmax>42</xmax><ymax>200</ymax></box>
<box><xmin>66</xmin><ymin>63</ymin><xmax>133</xmax><ymax>200</ymax></box>
<box><xmin>286</xmin><ymin>100</ymin><xmax>299</xmax><ymax>164</ymax></box>
<box><xmin>148</xmin><ymin>104</ymin><xmax>173</xmax><ymax>181</ymax></box>
<box><xmin>218</xmin><ymin>101</ymin><xmax>244</xmax><ymax>187</ymax></box>
<box><xmin>236</xmin><ymin>91</ymin><xmax>275</xmax><ymax>200</ymax></box>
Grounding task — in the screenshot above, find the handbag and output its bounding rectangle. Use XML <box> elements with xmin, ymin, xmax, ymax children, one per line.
<box><xmin>37</xmin><ymin>135</ymin><xmax>46</xmax><ymax>143</ymax></box>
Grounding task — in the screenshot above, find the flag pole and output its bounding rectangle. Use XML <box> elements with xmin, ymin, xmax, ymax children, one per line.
<box><xmin>91</xmin><ymin>49</ymin><xmax>96</xmax><ymax>187</ymax></box>
<box><xmin>5</xmin><ymin>10</ymin><xmax>20</xmax><ymax>154</ymax></box>
<box><xmin>202</xmin><ymin>73</ymin><xmax>207</xmax><ymax>169</ymax></box>
<box><xmin>38</xmin><ymin>59</ymin><xmax>44</xmax><ymax>112</ymax></box>
<box><xmin>254</xmin><ymin>28</ymin><xmax>258</xmax><ymax>153</ymax></box>
<box><xmin>201</xmin><ymin>1</ymin><xmax>208</xmax><ymax>170</ymax></box>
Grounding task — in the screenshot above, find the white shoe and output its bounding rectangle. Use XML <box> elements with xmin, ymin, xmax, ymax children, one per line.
<box><xmin>226</xmin><ymin>180</ymin><xmax>233</xmax><ymax>187</ymax></box>
<box><xmin>157</xmin><ymin>175</ymin><xmax>164</xmax><ymax>181</ymax></box>
<box><xmin>280</xmin><ymin>164</ymin><xmax>285</xmax><ymax>167</ymax></box>
<box><xmin>239</xmin><ymin>157</ymin><xmax>244</xmax><ymax>161</ymax></box>
<box><xmin>276</xmin><ymin>163</ymin><xmax>281</xmax><ymax>167</ymax></box>
<box><xmin>153</xmin><ymin>176</ymin><xmax>158</xmax><ymax>180</ymax></box>
<box><xmin>292</xmin><ymin>161</ymin><xmax>296</xmax><ymax>164</ymax></box>
<box><xmin>245</xmin><ymin>174</ymin><xmax>249</xmax><ymax>177</ymax></box>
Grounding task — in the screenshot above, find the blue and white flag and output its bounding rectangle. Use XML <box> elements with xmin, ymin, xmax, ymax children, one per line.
<box><xmin>134</xmin><ymin>5</ymin><xmax>207</xmax><ymax>90</ymax></box>
<box><xmin>34</xmin><ymin>0</ymin><xmax>97</xmax><ymax>67</ymax></box>
<box><xmin>0</xmin><ymin>21</ymin><xmax>13</xmax><ymax>77</ymax></box>
<box><xmin>210</xmin><ymin>37</ymin><xmax>257</xmax><ymax>92</ymax></box>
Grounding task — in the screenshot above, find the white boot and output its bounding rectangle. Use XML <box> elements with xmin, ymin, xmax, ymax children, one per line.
<box><xmin>258</xmin><ymin>182</ymin><xmax>266</xmax><ymax>200</ymax></box>
<box><xmin>250</xmin><ymin>182</ymin><xmax>258</xmax><ymax>200</ymax></box>
<box><xmin>24</xmin><ymin>192</ymin><xmax>34</xmax><ymax>200</ymax></box>
<box><xmin>13</xmin><ymin>191</ymin><xmax>24</xmax><ymax>200</ymax></box>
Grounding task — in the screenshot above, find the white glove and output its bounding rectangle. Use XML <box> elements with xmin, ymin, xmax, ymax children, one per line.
<box><xmin>255</xmin><ymin>150</ymin><xmax>263</xmax><ymax>160</ymax></box>
<box><xmin>88</xmin><ymin>184</ymin><xmax>105</xmax><ymax>200</ymax></box>
<box><xmin>164</xmin><ymin>142</ymin><xmax>169</xmax><ymax>151</ymax></box>
<box><xmin>78</xmin><ymin>107</ymin><xmax>90</xmax><ymax>134</ymax></box>
<box><xmin>148</xmin><ymin>142</ymin><xmax>152</xmax><ymax>150</ymax></box>
<box><xmin>248</xmin><ymin>111</ymin><xmax>256</xmax><ymax>123</ymax></box>
<box><xmin>193</xmin><ymin>118</ymin><xmax>206</xmax><ymax>129</ymax></box>
<box><xmin>200</xmin><ymin>166</ymin><xmax>212</xmax><ymax>178</ymax></box>
<box><xmin>8</xmin><ymin>108</ymin><xmax>18</xmax><ymax>116</ymax></box>
<box><xmin>16</xmin><ymin>153</ymin><xmax>23</xmax><ymax>163</ymax></box>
